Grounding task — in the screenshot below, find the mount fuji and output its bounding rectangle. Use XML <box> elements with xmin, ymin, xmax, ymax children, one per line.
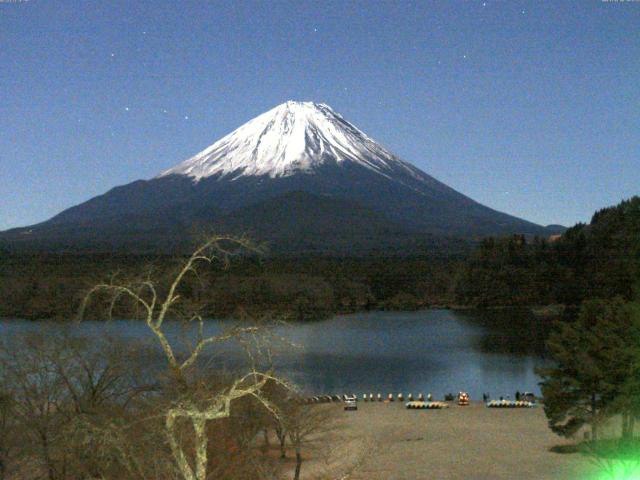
<box><xmin>1</xmin><ymin>101</ymin><xmax>562</xmax><ymax>254</ymax></box>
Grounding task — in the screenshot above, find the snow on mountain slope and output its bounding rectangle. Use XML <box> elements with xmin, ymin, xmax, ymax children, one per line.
<box><xmin>159</xmin><ymin>101</ymin><xmax>419</xmax><ymax>181</ymax></box>
<box><xmin>0</xmin><ymin>99</ymin><xmax>559</xmax><ymax>253</ymax></box>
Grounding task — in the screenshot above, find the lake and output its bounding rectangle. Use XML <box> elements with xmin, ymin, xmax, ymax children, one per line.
<box><xmin>0</xmin><ymin>309</ymin><xmax>553</xmax><ymax>401</ymax></box>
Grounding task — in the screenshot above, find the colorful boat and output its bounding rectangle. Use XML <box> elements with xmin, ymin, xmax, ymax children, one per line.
<box><xmin>405</xmin><ymin>401</ymin><xmax>449</xmax><ymax>409</ymax></box>
<box><xmin>486</xmin><ymin>400</ymin><xmax>534</xmax><ymax>408</ymax></box>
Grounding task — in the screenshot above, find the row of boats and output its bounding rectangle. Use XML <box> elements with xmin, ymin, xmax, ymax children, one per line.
<box><xmin>304</xmin><ymin>392</ymin><xmax>536</xmax><ymax>409</ymax></box>
<box><xmin>485</xmin><ymin>399</ymin><xmax>535</xmax><ymax>408</ymax></box>
<box><xmin>362</xmin><ymin>393</ymin><xmax>432</xmax><ymax>402</ymax></box>
<box><xmin>405</xmin><ymin>399</ymin><xmax>534</xmax><ymax>409</ymax></box>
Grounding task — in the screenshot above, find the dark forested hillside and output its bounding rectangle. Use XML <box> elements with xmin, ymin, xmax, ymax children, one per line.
<box><xmin>453</xmin><ymin>196</ymin><xmax>640</xmax><ymax>306</ymax></box>
<box><xmin>2</xmin><ymin>197</ymin><xmax>637</xmax><ymax>320</ymax></box>
<box><xmin>0</xmin><ymin>253</ymin><xmax>462</xmax><ymax>320</ymax></box>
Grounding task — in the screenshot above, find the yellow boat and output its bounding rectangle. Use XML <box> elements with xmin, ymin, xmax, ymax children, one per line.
<box><xmin>405</xmin><ymin>401</ymin><xmax>449</xmax><ymax>409</ymax></box>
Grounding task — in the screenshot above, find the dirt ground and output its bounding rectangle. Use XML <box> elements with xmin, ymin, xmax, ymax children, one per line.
<box><xmin>282</xmin><ymin>401</ymin><xmax>602</xmax><ymax>480</ymax></box>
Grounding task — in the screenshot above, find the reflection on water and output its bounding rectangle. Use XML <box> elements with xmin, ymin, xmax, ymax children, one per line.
<box><xmin>272</xmin><ymin>309</ymin><xmax>555</xmax><ymax>398</ymax></box>
<box><xmin>0</xmin><ymin>309</ymin><xmax>555</xmax><ymax>400</ymax></box>
<box><xmin>454</xmin><ymin>308</ymin><xmax>554</xmax><ymax>356</ymax></box>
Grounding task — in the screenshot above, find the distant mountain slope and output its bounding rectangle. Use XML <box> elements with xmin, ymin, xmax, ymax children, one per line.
<box><xmin>1</xmin><ymin>101</ymin><xmax>562</xmax><ymax>253</ymax></box>
<box><xmin>209</xmin><ymin>191</ymin><xmax>467</xmax><ymax>255</ymax></box>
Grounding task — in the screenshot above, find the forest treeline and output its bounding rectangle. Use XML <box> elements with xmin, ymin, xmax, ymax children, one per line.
<box><xmin>454</xmin><ymin>196</ymin><xmax>640</xmax><ymax>307</ymax></box>
<box><xmin>1</xmin><ymin>196</ymin><xmax>638</xmax><ymax>320</ymax></box>
<box><xmin>0</xmin><ymin>252</ymin><xmax>462</xmax><ymax>321</ymax></box>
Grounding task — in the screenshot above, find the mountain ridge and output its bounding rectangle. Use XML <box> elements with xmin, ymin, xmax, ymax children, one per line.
<box><xmin>1</xmin><ymin>101</ymin><xmax>564</xmax><ymax>254</ymax></box>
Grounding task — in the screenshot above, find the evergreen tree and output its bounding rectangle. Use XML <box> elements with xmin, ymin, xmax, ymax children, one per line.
<box><xmin>537</xmin><ymin>298</ymin><xmax>639</xmax><ymax>440</ymax></box>
<box><xmin>604</xmin><ymin>301</ymin><xmax>640</xmax><ymax>439</ymax></box>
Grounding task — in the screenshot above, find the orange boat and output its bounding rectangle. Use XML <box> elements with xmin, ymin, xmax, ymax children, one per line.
<box><xmin>457</xmin><ymin>391</ymin><xmax>470</xmax><ymax>406</ymax></box>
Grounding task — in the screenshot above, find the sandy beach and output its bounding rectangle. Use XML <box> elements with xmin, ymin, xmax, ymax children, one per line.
<box><xmin>281</xmin><ymin>401</ymin><xmax>600</xmax><ymax>480</ymax></box>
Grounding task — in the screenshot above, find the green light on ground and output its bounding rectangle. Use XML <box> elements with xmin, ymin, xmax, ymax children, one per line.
<box><xmin>583</xmin><ymin>438</ymin><xmax>640</xmax><ymax>480</ymax></box>
<box><xmin>593</xmin><ymin>461</ymin><xmax>640</xmax><ymax>480</ymax></box>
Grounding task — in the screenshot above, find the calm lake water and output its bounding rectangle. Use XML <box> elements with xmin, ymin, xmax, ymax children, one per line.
<box><xmin>0</xmin><ymin>309</ymin><xmax>553</xmax><ymax>400</ymax></box>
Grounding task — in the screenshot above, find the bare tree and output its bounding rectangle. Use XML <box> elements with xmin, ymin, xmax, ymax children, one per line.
<box><xmin>286</xmin><ymin>402</ymin><xmax>335</xmax><ymax>480</ymax></box>
<box><xmin>0</xmin><ymin>390</ymin><xmax>15</xmax><ymax>480</ymax></box>
<box><xmin>0</xmin><ymin>332</ymin><xmax>76</xmax><ymax>480</ymax></box>
<box><xmin>262</xmin><ymin>380</ymin><xmax>292</xmax><ymax>459</ymax></box>
<box><xmin>0</xmin><ymin>330</ymin><xmax>149</xmax><ymax>480</ymax></box>
<box><xmin>275</xmin><ymin>415</ymin><xmax>288</xmax><ymax>460</ymax></box>
<box><xmin>79</xmin><ymin>235</ymin><xmax>289</xmax><ymax>480</ymax></box>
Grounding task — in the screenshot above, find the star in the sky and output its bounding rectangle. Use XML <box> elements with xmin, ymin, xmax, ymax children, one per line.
<box><xmin>184</xmin><ymin>115</ymin><xmax>189</xmax><ymax>120</ymax></box>
<box><xmin>313</xmin><ymin>27</ymin><xmax>318</xmax><ymax>33</ymax></box>
<box><xmin>124</xmin><ymin>107</ymin><xmax>130</xmax><ymax>112</ymax></box>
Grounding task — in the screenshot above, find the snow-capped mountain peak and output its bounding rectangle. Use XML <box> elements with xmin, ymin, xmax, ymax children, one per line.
<box><xmin>159</xmin><ymin>101</ymin><xmax>409</xmax><ymax>181</ymax></box>
<box><xmin>3</xmin><ymin>101</ymin><xmax>555</xmax><ymax>251</ymax></box>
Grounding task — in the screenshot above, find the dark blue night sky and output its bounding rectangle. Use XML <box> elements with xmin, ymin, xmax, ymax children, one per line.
<box><xmin>1</xmin><ymin>0</ymin><xmax>638</xmax><ymax>230</ymax></box>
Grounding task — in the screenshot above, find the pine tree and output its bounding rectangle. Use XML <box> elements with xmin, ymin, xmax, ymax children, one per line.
<box><xmin>604</xmin><ymin>301</ymin><xmax>640</xmax><ymax>439</ymax></box>
<box><xmin>537</xmin><ymin>298</ymin><xmax>638</xmax><ymax>440</ymax></box>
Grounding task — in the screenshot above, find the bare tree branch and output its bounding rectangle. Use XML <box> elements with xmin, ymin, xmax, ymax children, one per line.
<box><xmin>77</xmin><ymin>235</ymin><xmax>287</xmax><ymax>480</ymax></box>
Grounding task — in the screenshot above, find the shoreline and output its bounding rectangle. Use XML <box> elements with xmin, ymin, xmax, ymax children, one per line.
<box><xmin>0</xmin><ymin>303</ymin><xmax>570</xmax><ymax>322</ymax></box>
